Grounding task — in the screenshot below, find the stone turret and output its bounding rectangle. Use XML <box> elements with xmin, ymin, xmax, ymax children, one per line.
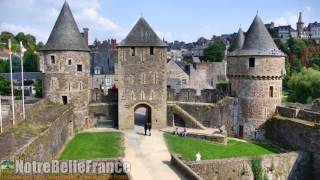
<box><xmin>117</xmin><ymin>17</ymin><xmax>167</xmax><ymax>129</ymax></box>
<box><xmin>40</xmin><ymin>1</ymin><xmax>91</xmax><ymax>130</ymax></box>
<box><xmin>227</xmin><ymin>15</ymin><xmax>286</xmax><ymax>139</ymax></box>
<box><xmin>230</xmin><ymin>27</ymin><xmax>245</xmax><ymax>51</ymax></box>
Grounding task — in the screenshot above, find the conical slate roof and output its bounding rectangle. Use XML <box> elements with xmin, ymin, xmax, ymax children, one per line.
<box><xmin>118</xmin><ymin>17</ymin><xmax>167</xmax><ymax>47</ymax></box>
<box><xmin>229</xmin><ymin>15</ymin><xmax>285</xmax><ymax>57</ymax></box>
<box><xmin>41</xmin><ymin>1</ymin><xmax>89</xmax><ymax>51</ymax></box>
<box><xmin>230</xmin><ymin>28</ymin><xmax>245</xmax><ymax>51</ymax></box>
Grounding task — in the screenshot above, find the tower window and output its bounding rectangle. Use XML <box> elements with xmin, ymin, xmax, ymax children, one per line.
<box><xmin>77</xmin><ymin>64</ymin><xmax>82</xmax><ymax>72</ymax></box>
<box><xmin>249</xmin><ymin>57</ymin><xmax>255</xmax><ymax>67</ymax></box>
<box><xmin>68</xmin><ymin>59</ymin><xmax>72</xmax><ymax>65</ymax></box>
<box><xmin>269</xmin><ymin>86</ymin><xmax>274</xmax><ymax>97</ymax></box>
<box><xmin>51</xmin><ymin>55</ymin><xmax>55</xmax><ymax>64</ymax></box>
<box><xmin>131</xmin><ymin>47</ymin><xmax>135</xmax><ymax>56</ymax></box>
<box><xmin>150</xmin><ymin>47</ymin><xmax>154</xmax><ymax>55</ymax></box>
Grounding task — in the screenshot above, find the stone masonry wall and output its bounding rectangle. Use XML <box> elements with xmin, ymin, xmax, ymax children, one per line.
<box><xmin>167</xmin><ymin>97</ymin><xmax>235</xmax><ymax>136</ymax></box>
<box><xmin>185</xmin><ymin>152</ymin><xmax>311</xmax><ymax>180</ymax></box>
<box><xmin>265</xmin><ymin>116</ymin><xmax>320</xmax><ymax>178</ymax></box>
<box><xmin>117</xmin><ymin>47</ymin><xmax>167</xmax><ymax>129</ymax></box>
<box><xmin>42</xmin><ymin>50</ymin><xmax>91</xmax><ymax>131</ymax></box>
<box><xmin>14</xmin><ymin>106</ymin><xmax>74</xmax><ymax>161</ymax></box>
<box><xmin>227</xmin><ymin>55</ymin><xmax>285</xmax><ymax>139</ymax></box>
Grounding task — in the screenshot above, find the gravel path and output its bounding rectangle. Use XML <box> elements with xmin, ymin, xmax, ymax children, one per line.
<box><xmin>123</xmin><ymin>126</ymin><xmax>186</xmax><ymax>180</ymax></box>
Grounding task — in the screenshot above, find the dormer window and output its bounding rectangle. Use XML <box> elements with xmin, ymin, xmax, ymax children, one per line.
<box><xmin>249</xmin><ymin>57</ymin><xmax>255</xmax><ymax>67</ymax></box>
<box><xmin>51</xmin><ymin>55</ymin><xmax>55</xmax><ymax>64</ymax></box>
<box><xmin>150</xmin><ymin>47</ymin><xmax>154</xmax><ymax>55</ymax></box>
<box><xmin>131</xmin><ymin>47</ymin><xmax>135</xmax><ymax>56</ymax></box>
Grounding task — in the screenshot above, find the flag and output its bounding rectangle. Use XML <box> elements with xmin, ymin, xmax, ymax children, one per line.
<box><xmin>8</xmin><ymin>39</ymin><xmax>13</xmax><ymax>55</ymax></box>
<box><xmin>19</xmin><ymin>41</ymin><xmax>26</xmax><ymax>57</ymax></box>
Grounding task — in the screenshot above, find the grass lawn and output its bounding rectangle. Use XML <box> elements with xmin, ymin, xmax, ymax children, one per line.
<box><xmin>58</xmin><ymin>132</ymin><xmax>124</xmax><ymax>160</ymax></box>
<box><xmin>164</xmin><ymin>133</ymin><xmax>281</xmax><ymax>161</ymax></box>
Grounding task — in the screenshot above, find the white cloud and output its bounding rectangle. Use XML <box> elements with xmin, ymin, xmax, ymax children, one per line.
<box><xmin>0</xmin><ymin>0</ymin><xmax>126</xmax><ymax>43</ymax></box>
<box><xmin>156</xmin><ymin>31</ymin><xmax>174</xmax><ymax>42</ymax></box>
<box><xmin>0</xmin><ymin>23</ymin><xmax>48</xmax><ymax>42</ymax></box>
<box><xmin>268</xmin><ymin>6</ymin><xmax>313</xmax><ymax>27</ymax></box>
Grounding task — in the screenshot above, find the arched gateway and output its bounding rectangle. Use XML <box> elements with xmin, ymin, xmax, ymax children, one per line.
<box><xmin>134</xmin><ymin>104</ymin><xmax>152</xmax><ymax>126</ymax></box>
<box><xmin>117</xmin><ymin>18</ymin><xmax>167</xmax><ymax>129</ymax></box>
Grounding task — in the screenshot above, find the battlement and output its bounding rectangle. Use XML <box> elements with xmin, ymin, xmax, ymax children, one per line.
<box><xmin>167</xmin><ymin>83</ymin><xmax>229</xmax><ymax>103</ymax></box>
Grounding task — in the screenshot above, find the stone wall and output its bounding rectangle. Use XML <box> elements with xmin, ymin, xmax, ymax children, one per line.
<box><xmin>227</xmin><ymin>55</ymin><xmax>285</xmax><ymax>139</ymax></box>
<box><xmin>265</xmin><ymin>116</ymin><xmax>320</xmax><ymax>178</ymax></box>
<box><xmin>312</xmin><ymin>99</ymin><xmax>320</xmax><ymax>112</ymax></box>
<box><xmin>88</xmin><ymin>103</ymin><xmax>118</xmax><ymax>128</ymax></box>
<box><xmin>14</xmin><ymin>106</ymin><xmax>74</xmax><ymax>161</ymax></box>
<box><xmin>167</xmin><ymin>84</ymin><xmax>229</xmax><ymax>103</ymax></box>
<box><xmin>184</xmin><ymin>152</ymin><xmax>311</xmax><ymax>180</ymax></box>
<box><xmin>167</xmin><ymin>97</ymin><xmax>235</xmax><ymax>136</ymax></box>
<box><xmin>117</xmin><ymin>47</ymin><xmax>167</xmax><ymax>129</ymax></box>
<box><xmin>276</xmin><ymin>106</ymin><xmax>320</xmax><ymax>123</ymax></box>
<box><xmin>170</xmin><ymin>154</ymin><xmax>203</xmax><ymax>180</ymax></box>
<box><xmin>42</xmin><ymin>50</ymin><xmax>91</xmax><ymax>131</ymax></box>
<box><xmin>1</xmin><ymin>99</ymin><xmax>49</xmax><ymax>134</ymax></box>
<box><xmin>276</xmin><ymin>106</ymin><xmax>298</xmax><ymax>118</ymax></box>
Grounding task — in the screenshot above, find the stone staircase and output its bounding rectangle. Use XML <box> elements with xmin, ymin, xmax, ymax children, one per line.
<box><xmin>169</xmin><ymin>104</ymin><xmax>206</xmax><ymax>130</ymax></box>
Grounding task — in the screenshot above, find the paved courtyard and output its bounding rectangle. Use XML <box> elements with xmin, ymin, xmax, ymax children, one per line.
<box><xmin>123</xmin><ymin>125</ymin><xmax>186</xmax><ymax>180</ymax></box>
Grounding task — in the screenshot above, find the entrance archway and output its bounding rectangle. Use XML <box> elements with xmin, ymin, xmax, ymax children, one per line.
<box><xmin>134</xmin><ymin>104</ymin><xmax>151</xmax><ymax>126</ymax></box>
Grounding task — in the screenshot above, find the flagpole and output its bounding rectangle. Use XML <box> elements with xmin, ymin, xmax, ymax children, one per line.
<box><xmin>8</xmin><ymin>39</ymin><xmax>15</xmax><ymax>125</ymax></box>
<box><xmin>0</xmin><ymin>94</ymin><xmax>2</xmax><ymax>133</ymax></box>
<box><xmin>20</xmin><ymin>41</ymin><xmax>25</xmax><ymax>120</ymax></box>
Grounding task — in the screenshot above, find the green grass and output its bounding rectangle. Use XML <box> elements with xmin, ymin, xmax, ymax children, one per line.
<box><xmin>58</xmin><ymin>132</ymin><xmax>124</xmax><ymax>160</ymax></box>
<box><xmin>164</xmin><ymin>133</ymin><xmax>281</xmax><ymax>160</ymax></box>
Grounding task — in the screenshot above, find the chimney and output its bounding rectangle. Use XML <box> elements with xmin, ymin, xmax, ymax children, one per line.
<box><xmin>82</xmin><ymin>28</ymin><xmax>89</xmax><ymax>45</ymax></box>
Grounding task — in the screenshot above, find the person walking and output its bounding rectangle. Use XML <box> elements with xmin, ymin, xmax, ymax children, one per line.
<box><xmin>148</xmin><ymin>122</ymin><xmax>152</xmax><ymax>136</ymax></box>
<box><xmin>144</xmin><ymin>123</ymin><xmax>148</xmax><ymax>136</ymax></box>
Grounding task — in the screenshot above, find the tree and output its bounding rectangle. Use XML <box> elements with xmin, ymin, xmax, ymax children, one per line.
<box><xmin>36</xmin><ymin>42</ymin><xmax>44</xmax><ymax>51</ymax></box>
<box><xmin>23</xmin><ymin>49</ymin><xmax>39</xmax><ymax>72</ymax></box>
<box><xmin>288</xmin><ymin>68</ymin><xmax>320</xmax><ymax>103</ymax></box>
<box><xmin>34</xmin><ymin>76</ymin><xmax>43</xmax><ymax>98</ymax></box>
<box><xmin>201</xmin><ymin>42</ymin><xmax>226</xmax><ymax>62</ymax></box>
<box><xmin>0</xmin><ymin>75</ymin><xmax>11</xmax><ymax>95</ymax></box>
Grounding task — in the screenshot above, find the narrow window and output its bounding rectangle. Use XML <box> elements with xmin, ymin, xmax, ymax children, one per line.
<box><xmin>249</xmin><ymin>57</ymin><xmax>255</xmax><ymax>67</ymax></box>
<box><xmin>131</xmin><ymin>47</ymin><xmax>135</xmax><ymax>56</ymax></box>
<box><xmin>51</xmin><ymin>55</ymin><xmax>55</xmax><ymax>64</ymax></box>
<box><xmin>150</xmin><ymin>47</ymin><xmax>154</xmax><ymax>55</ymax></box>
<box><xmin>77</xmin><ymin>64</ymin><xmax>82</xmax><ymax>72</ymax></box>
<box><xmin>62</xmin><ymin>96</ymin><xmax>68</xmax><ymax>105</ymax></box>
<box><xmin>269</xmin><ymin>86</ymin><xmax>274</xmax><ymax>97</ymax></box>
<box><xmin>68</xmin><ymin>59</ymin><xmax>72</xmax><ymax>65</ymax></box>
<box><xmin>182</xmin><ymin>79</ymin><xmax>187</xmax><ymax>85</ymax></box>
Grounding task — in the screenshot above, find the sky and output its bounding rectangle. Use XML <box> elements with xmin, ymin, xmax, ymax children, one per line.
<box><xmin>0</xmin><ymin>0</ymin><xmax>319</xmax><ymax>44</ymax></box>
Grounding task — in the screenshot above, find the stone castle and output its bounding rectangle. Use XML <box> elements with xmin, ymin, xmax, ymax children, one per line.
<box><xmin>40</xmin><ymin>2</ymin><xmax>285</xmax><ymax>139</ymax></box>
<box><xmin>228</xmin><ymin>16</ymin><xmax>286</xmax><ymax>139</ymax></box>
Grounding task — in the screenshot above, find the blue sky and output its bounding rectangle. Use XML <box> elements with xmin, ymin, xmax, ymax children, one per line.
<box><xmin>0</xmin><ymin>0</ymin><xmax>319</xmax><ymax>44</ymax></box>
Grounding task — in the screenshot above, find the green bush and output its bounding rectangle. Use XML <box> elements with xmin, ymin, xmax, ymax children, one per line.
<box><xmin>288</xmin><ymin>68</ymin><xmax>320</xmax><ymax>103</ymax></box>
<box><xmin>251</xmin><ymin>158</ymin><xmax>263</xmax><ymax>180</ymax></box>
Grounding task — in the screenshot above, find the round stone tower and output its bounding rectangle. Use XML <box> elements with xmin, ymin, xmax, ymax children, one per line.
<box><xmin>227</xmin><ymin>15</ymin><xmax>286</xmax><ymax>139</ymax></box>
<box><xmin>40</xmin><ymin>2</ymin><xmax>91</xmax><ymax>129</ymax></box>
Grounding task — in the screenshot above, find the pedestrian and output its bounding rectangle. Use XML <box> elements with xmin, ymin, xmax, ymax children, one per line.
<box><xmin>195</xmin><ymin>152</ymin><xmax>201</xmax><ymax>162</ymax></box>
<box><xmin>148</xmin><ymin>122</ymin><xmax>152</xmax><ymax>136</ymax></box>
<box><xmin>144</xmin><ymin>123</ymin><xmax>147</xmax><ymax>136</ymax></box>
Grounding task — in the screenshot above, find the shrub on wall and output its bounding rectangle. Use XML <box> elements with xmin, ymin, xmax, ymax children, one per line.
<box><xmin>251</xmin><ymin>158</ymin><xmax>263</xmax><ymax>180</ymax></box>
